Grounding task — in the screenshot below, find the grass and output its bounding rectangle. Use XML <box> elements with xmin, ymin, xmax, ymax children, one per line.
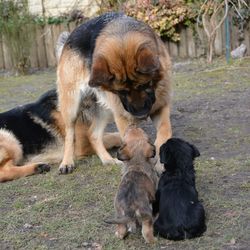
<box><xmin>0</xmin><ymin>58</ymin><xmax>250</xmax><ymax>249</ymax></box>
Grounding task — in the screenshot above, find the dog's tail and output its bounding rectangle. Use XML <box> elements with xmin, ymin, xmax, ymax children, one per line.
<box><xmin>105</xmin><ymin>208</ymin><xmax>152</xmax><ymax>225</ymax></box>
<box><xmin>55</xmin><ymin>31</ymin><xmax>70</xmax><ymax>61</ymax></box>
<box><xmin>104</xmin><ymin>216</ymin><xmax>131</xmax><ymax>225</ymax></box>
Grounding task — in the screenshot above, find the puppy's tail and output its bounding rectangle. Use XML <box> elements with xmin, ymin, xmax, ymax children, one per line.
<box><xmin>55</xmin><ymin>31</ymin><xmax>70</xmax><ymax>61</ymax></box>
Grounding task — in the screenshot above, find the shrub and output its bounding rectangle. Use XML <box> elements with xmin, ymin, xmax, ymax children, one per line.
<box><xmin>97</xmin><ymin>0</ymin><xmax>198</xmax><ymax>41</ymax></box>
<box><xmin>0</xmin><ymin>0</ymin><xmax>35</xmax><ymax>75</ymax></box>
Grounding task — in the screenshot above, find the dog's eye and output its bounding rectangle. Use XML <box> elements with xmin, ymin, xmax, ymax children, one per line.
<box><xmin>137</xmin><ymin>81</ymin><xmax>152</xmax><ymax>91</ymax></box>
<box><xmin>145</xmin><ymin>87</ymin><xmax>153</xmax><ymax>94</ymax></box>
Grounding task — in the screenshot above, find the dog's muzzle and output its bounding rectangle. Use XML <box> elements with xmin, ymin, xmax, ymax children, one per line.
<box><xmin>119</xmin><ymin>91</ymin><xmax>156</xmax><ymax>119</ymax></box>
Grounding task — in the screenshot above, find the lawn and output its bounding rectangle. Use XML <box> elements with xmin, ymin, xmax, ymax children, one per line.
<box><xmin>0</xmin><ymin>58</ymin><xmax>249</xmax><ymax>249</ymax></box>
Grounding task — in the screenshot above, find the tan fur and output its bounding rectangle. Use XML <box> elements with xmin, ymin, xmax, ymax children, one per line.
<box><xmin>0</xmin><ymin>129</ymin><xmax>41</xmax><ymax>182</ymax></box>
<box><xmin>111</xmin><ymin>126</ymin><xmax>158</xmax><ymax>244</ymax></box>
<box><xmin>0</xmin><ymin>129</ymin><xmax>23</xmax><ymax>164</ymax></box>
<box><xmin>0</xmin><ymin>161</ymin><xmax>44</xmax><ymax>182</ymax></box>
<box><xmin>57</xmin><ymin>19</ymin><xmax>172</xmax><ymax>173</ymax></box>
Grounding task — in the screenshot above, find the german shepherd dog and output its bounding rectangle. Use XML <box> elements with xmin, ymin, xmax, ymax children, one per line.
<box><xmin>57</xmin><ymin>12</ymin><xmax>172</xmax><ymax>174</ymax></box>
<box><xmin>0</xmin><ymin>88</ymin><xmax>121</xmax><ymax>182</ymax></box>
<box><xmin>153</xmin><ymin>138</ymin><xmax>206</xmax><ymax>240</ymax></box>
<box><xmin>105</xmin><ymin>126</ymin><xmax>158</xmax><ymax>243</ymax></box>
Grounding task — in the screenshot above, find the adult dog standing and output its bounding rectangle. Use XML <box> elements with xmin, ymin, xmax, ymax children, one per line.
<box><xmin>57</xmin><ymin>12</ymin><xmax>172</xmax><ymax>173</ymax></box>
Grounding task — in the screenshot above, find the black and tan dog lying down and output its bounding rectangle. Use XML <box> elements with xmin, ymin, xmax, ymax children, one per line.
<box><xmin>0</xmin><ymin>89</ymin><xmax>121</xmax><ymax>182</ymax></box>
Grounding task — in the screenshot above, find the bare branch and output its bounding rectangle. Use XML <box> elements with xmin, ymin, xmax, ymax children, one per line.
<box><xmin>229</xmin><ymin>0</ymin><xmax>244</xmax><ymax>19</ymax></box>
<box><xmin>210</xmin><ymin>0</ymin><xmax>229</xmax><ymax>38</ymax></box>
<box><xmin>197</xmin><ymin>0</ymin><xmax>209</xmax><ymax>25</ymax></box>
<box><xmin>202</xmin><ymin>11</ymin><xmax>212</xmax><ymax>39</ymax></box>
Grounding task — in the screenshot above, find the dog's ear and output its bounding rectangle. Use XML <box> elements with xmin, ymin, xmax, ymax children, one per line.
<box><xmin>89</xmin><ymin>55</ymin><xmax>113</xmax><ymax>87</ymax></box>
<box><xmin>136</xmin><ymin>46</ymin><xmax>160</xmax><ymax>74</ymax></box>
<box><xmin>117</xmin><ymin>143</ymin><xmax>130</xmax><ymax>161</ymax></box>
<box><xmin>189</xmin><ymin>143</ymin><xmax>200</xmax><ymax>158</ymax></box>
<box><xmin>144</xmin><ymin>142</ymin><xmax>156</xmax><ymax>158</ymax></box>
<box><xmin>159</xmin><ymin>142</ymin><xmax>171</xmax><ymax>164</ymax></box>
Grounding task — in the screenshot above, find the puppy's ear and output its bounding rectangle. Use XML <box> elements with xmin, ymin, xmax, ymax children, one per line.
<box><xmin>89</xmin><ymin>55</ymin><xmax>113</xmax><ymax>87</ymax></box>
<box><xmin>144</xmin><ymin>143</ymin><xmax>156</xmax><ymax>158</ymax></box>
<box><xmin>136</xmin><ymin>46</ymin><xmax>160</xmax><ymax>74</ymax></box>
<box><xmin>189</xmin><ymin>143</ymin><xmax>200</xmax><ymax>158</ymax></box>
<box><xmin>159</xmin><ymin>143</ymin><xmax>171</xmax><ymax>164</ymax></box>
<box><xmin>117</xmin><ymin>143</ymin><xmax>130</xmax><ymax>161</ymax></box>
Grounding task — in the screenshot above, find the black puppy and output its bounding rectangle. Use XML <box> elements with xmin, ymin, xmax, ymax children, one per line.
<box><xmin>153</xmin><ymin>138</ymin><xmax>206</xmax><ymax>240</ymax></box>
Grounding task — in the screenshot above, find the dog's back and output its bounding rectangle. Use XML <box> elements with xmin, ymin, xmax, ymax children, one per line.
<box><xmin>107</xmin><ymin>127</ymin><xmax>158</xmax><ymax>243</ymax></box>
<box><xmin>154</xmin><ymin>174</ymin><xmax>206</xmax><ymax>240</ymax></box>
<box><xmin>116</xmin><ymin>167</ymin><xmax>155</xmax><ymax>220</ymax></box>
<box><xmin>154</xmin><ymin>138</ymin><xmax>206</xmax><ymax>240</ymax></box>
<box><xmin>0</xmin><ymin>89</ymin><xmax>58</xmax><ymax>157</ymax></box>
<box><xmin>64</xmin><ymin>12</ymin><xmax>125</xmax><ymax>66</ymax></box>
<box><xmin>112</xmin><ymin>164</ymin><xmax>157</xmax><ymax>244</ymax></box>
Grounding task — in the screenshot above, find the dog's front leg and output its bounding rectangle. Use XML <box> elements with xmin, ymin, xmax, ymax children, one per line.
<box><xmin>113</xmin><ymin>114</ymin><xmax>132</xmax><ymax>137</ymax></box>
<box><xmin>151</xmin><ymin>105</ymin><xmax>172</xmax><ymax>172</ymax></box>
<box><xmin>89</xmin><ymin>110</ymin><xmax>122</xmax><ymax>165</ymax></box>
<box><xmin>0</xmin><ymin>161</ymin><xmax>50</xmax><ymax>182</ymax></box>
<box><xmin>58</xmin><ymin>87</ymin><xmax>82</xmax><ymax>174</ymax></box>
<box><xmin>151</xmin><ymin>105</ymin><xmax>172</xmax><ymax>153</ymax></box>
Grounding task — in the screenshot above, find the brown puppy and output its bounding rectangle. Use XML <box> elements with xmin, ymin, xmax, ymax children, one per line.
<box><xmin>106</xmin><ymin>126</ymin><xmax>158</xmax><ymax>243</ymax></box>
<box><xmin>57</xmin><ymin>12</ymin><xmax>172</xmax><ymax>174</ymax></box>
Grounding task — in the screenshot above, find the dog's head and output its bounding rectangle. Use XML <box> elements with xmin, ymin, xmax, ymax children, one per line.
<box><xmin>117</xmin><ymin>126</ymin><xmax>156</xmax><ymax>162</ymax></box>
<box><xmin>159</xmin><ymin>138</ymin><xmax>200</xmax><ymax>169</ymax></box>
<box><xmin>89</xmin><ymin>34</ymin><xmax>162</xmax><ymax>119</ymax></box>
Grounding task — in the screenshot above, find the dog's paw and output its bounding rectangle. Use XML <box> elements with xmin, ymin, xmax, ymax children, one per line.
<box><xmin>115</xmin><ymin>231</ymin><xmax>126</xmax><ymax>240</ymax></box>
<box><xmin>114</xmin><ymin>158</ymin><xmax>124</xmax><ymax>166</ymax></box>
<box><xmin>35</xmin><ymin>164</ymin><xmax>51</xmax><ymax>174</ymax></box>
<box><xmin>59</xmin><ymin>164</ymin><xmax>75</xmax><ymax>174</ymax></box>
<box><xmin>102</xmin><ymin>158</ymin><xmax>123</xmax><ymax>166</ymax></box>
<box><xmin>155</xmin><ymin>159</ymin><xmax>164</xmax><ymax>175</ymax></box>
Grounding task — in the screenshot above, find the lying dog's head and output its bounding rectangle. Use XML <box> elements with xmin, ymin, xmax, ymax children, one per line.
<box><xmin>160</xmin><ymin>138</ymin><xmax>200</xmax><ymax>169</ymax></box>
<box><xmin>89</xmin><ymin>32</ymin><xmax>162</xmax><ymax>119</ymax></box>
<box><xmin>117</xmin><ymin>126</ymin><xmax>156</xmax><ymax>162</ymax></box>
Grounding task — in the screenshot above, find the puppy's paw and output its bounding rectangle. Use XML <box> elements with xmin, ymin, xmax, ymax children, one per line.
<box><xmin>35</xmin><ymin>164</ymin><xmax>51</xmax><ymax>174</ymax></box>
<box><xmin>115</xmin><ymin>231</ymin><xmax>126</xmax><ymax>240</ymax></box>
<box><xmin>59</xmin><ymin>164</ymin><xmax>75</xmax><ymax>174</ymax></box>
